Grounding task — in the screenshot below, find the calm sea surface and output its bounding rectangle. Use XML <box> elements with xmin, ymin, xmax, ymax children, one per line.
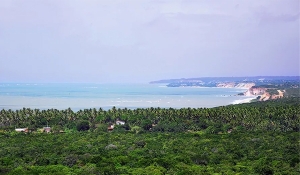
<box><xmin>0</xmin><ymin>83</ymin><xmax>252</xmax><ymax>111</ymax></box>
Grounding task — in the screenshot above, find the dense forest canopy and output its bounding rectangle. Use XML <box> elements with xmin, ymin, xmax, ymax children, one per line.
<box><xmin>0</xmin><ymin>97</ymin><xmax>299</xmax><ymax>174</ymax></box>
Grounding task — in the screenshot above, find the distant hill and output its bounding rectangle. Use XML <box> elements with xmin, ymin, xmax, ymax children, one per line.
<box><xmin>150</xmin><ymin>76</ymin><xmax>300</xmax><ymax>88</ymax></box>
<box><xmin>150</xmin><ymin>76</ymin><xmax>300</xmax><ymax>84</ymax></box>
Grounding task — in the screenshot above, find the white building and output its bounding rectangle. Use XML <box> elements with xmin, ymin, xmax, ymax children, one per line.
<box><xmin>116</xmin><ymin>120</ymin><xmax>125</xmax><ymax>125</ymax></box>
<box><xmin>15</xmin><ymin>128</ymin><xmax>28</xmax><ymax>132</ymax></box>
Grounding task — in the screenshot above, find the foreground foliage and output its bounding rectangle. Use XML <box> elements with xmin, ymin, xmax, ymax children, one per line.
<box><xmin>0</xmin><ymin>131</ymin><xmax>299</xmax><ymax>174</ymax></box>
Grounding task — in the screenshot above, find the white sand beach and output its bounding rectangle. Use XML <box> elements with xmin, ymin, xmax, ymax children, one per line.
<box><xmin>231</xmin><ymin>96</ymin><xmax>257</xmax><ymax>105</ymax></box>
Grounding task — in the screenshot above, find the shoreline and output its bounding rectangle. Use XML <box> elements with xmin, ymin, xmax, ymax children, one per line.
<box><xmin>231</xmin><ymin>96</ymin><xmax>257</xmax><ymax>105</ymax></box>
<box><xmin>164</xmin><ymin>85</ymin><xmax>250</xmax><ymax>89</ymax></box>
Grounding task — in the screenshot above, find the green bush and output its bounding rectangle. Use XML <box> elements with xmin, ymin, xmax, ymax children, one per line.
<box><xmin>76</xmin><ymin>121</ymin><xmax>90</xmax><ymax>131</ymax></box>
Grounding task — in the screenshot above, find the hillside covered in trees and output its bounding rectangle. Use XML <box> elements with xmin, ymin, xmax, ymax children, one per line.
<box><xmin>0</xmin><ymin>97</ymin><xmax>299</xmax><ymax>174</ymax></box>
<box><xmin>150</xmin><ymin>76</ymin><xmax>300</xmax><ymax>88</ymax></box>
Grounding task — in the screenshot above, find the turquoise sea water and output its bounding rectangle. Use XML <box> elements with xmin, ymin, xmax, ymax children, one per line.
<box><xmin>0</xmin><ymin>83</ymin><xmax>252</xmax><ymax>111</ymax></box>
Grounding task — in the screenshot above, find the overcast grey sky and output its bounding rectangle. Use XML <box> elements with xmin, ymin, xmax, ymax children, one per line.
<box><xmin>0</xmin><ymin>0</ymin><xmax>299</xmax><ymax>83</ymax></box>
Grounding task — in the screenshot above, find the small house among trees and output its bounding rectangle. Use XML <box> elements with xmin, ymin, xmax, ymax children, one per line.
<box><xmin>108</xmin><ymin>124</ymin><xmax>114</xmax><ymax>131</ymax></box>
<box><xmin>107</xmin><ymin>120</ymin><xmax>125</xmax><ymax>131</ymax></box>
<box><xmin>116</xmin><ymin>120</ymin><xmax>125</xmax><ymax>125</ymax></box>
<box><xmin>43</xmin><ymin>127</ymin><xmax>51</xmax><ymax>133</ymax></box>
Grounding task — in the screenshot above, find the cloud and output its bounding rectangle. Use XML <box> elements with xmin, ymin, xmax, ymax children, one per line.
<box><xmin>0</xmin><ymin>0</ymin><xmax>299</xmax><ymax>83</ymax></box>
<box><xmin>257</xmin><ymin>12</ymin><xmax>299</xmax><ymax>24</ymax></box>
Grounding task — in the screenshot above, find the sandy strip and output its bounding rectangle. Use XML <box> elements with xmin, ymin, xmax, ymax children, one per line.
<box><xmin>231</xmin><ymin>96</ymin><xmax>257</xmax><ymax>105</ymax></box>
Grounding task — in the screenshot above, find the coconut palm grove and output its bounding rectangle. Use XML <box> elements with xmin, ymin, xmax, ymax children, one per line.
<box><xmin>0</xmin><ymin>97</ymin><xmax>299</xmax><ymax>174</ymax></box>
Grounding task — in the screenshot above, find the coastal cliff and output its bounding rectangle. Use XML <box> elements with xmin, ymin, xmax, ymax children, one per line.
<box><xmin>150</xmin><ymin>76</ymin><xmax>299</xmax><ymax>103</ymax></box>
<box><xmin>243</xmin><ymin>87</ymin><xmax>285</xmax><ymax>101</ymax></box>
<box><xmin>243</xmin><ymin>87</ymin><xmax>266</xmax><ymax>96</ymax></box>
<box><xmin>216</xmin><ymin>83</ymin><xmax>255</xmax><ymax>89</ymax></box>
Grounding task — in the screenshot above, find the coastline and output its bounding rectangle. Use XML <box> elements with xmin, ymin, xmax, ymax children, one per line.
<box><xmin>165</xmin><ymin>86</ymin><xmax>256</xmax><ymax>105</ymax></box>
<box><xmin>231</xmin><ymin>96</ymin><xmax>257</xmax><ymax>105</ymax></box>
<box><xmin>164</xmin><ymin>86</ymin><xmax>251</xmax><ymax>93</ymax></box>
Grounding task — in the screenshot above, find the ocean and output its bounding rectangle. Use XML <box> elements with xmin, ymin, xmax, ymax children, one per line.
<box><xmin>0</xmin><ymin>83</ymin><xmax>254</xmax><ymax>111</ymax></box>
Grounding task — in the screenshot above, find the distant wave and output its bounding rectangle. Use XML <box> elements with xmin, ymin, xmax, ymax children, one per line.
<box><xmin>216</xmin><ymin>95</ymin><xmax>231</xmax><ymax>97</ymax></box>
<box><xmin>0</xmin><ymin>83</ymin><xmax>254</xmax><ymax>110</ymax></box>
<box><xmin>111</xmin><ymin>100</ymin><xmax>160</xmax><ymax>103</ymax></box>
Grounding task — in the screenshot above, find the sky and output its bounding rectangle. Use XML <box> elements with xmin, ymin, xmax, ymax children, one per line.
<box><xmin>0</xmin><ymin>0</ymin><xmax>299</xmax><ymax>83</ymax></box>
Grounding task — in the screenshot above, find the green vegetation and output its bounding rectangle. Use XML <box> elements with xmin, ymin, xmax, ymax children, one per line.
<box><xmin>0</xmin><ymin>98</ymin><xmax>299</xmax><ymax>174</ymax></box>
<box><xmin>156</xmin><ymin>76</ymin><xmax>300</xmax><ymax>88</ymax></box>
<box><xmin>264</xmin><ymin>87</ymin><xmax>299</xmax><ymax>97</ymax></box>
<box><xmin>266</xmin><ymin>88</ymin><xmax>279</xmax><ymax>95</ymax></box>
<box><xmin>253</xmin><ymin>82</ymin><xmax>299</xmax><ymax>89</ymax></box>
<box><xmin>284</xmin><ymin>88</ymin><xmax>300</xmax><ymax>97</ymax></box>
<box><xmin>1</xmin><ymin>131</ymin><xmax>299</xmax><ymax>174</ymax></box>
<box><xmin>76</xmin><ymin>120</ymin><xmax>90</xmax><ymax>131</ymax></box>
